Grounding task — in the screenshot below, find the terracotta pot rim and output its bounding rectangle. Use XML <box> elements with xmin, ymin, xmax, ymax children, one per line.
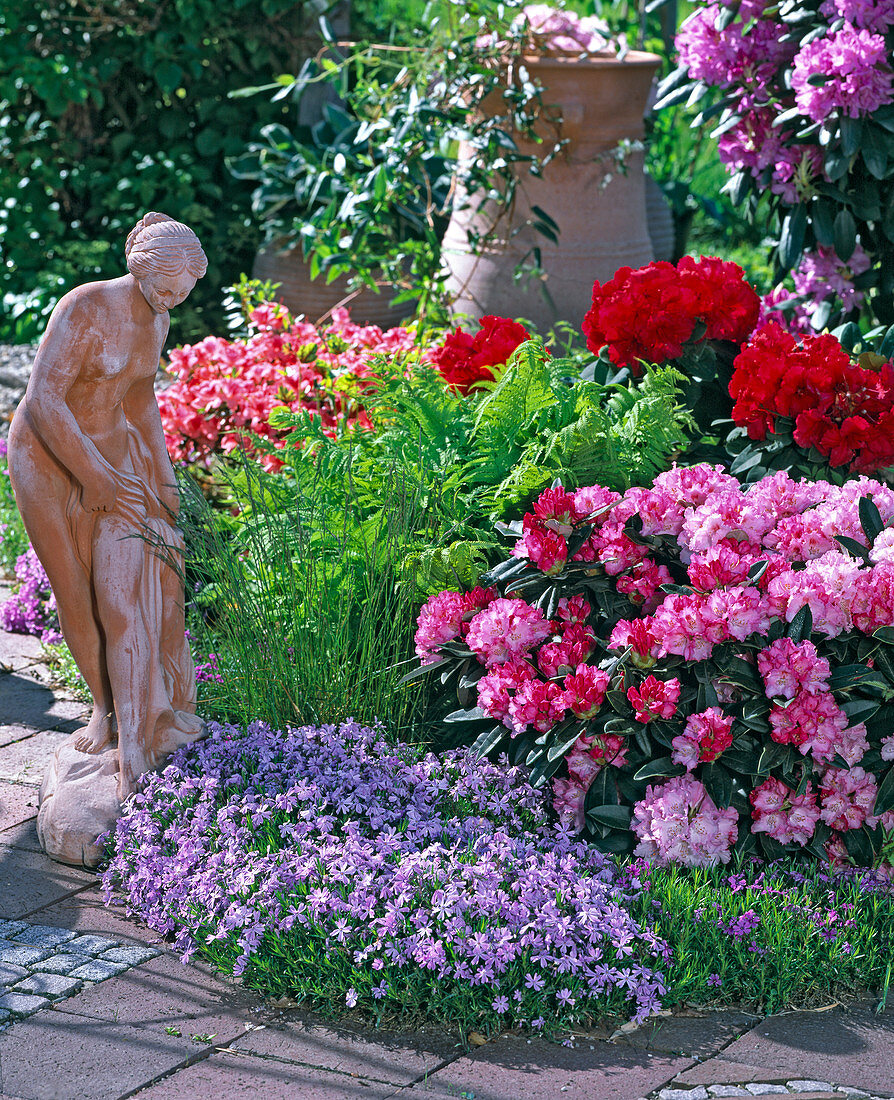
<box><xmin>517</xmin><ymin>48</ymin><xmax>662</xmax><ymax>68</ymax></box>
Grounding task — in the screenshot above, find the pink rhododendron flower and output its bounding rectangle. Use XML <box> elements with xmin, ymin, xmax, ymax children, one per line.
<box><xmin>537</xmin><ymin>623</ymin><xmax>596</xmax><ymax>678</ymax></box>
<box><xmin>633</xmin><ymin>775</ymin><xmax>738</xmax><ymax>868</ymax></box>
<box><xmin>819</xmin><ymin>766</ymin><xmax>879</xmax><ymax>830</ymax></box>
<box><xmin>565</xmin><ymin>737</ymin><xmax>605</xmax><ymax>786</ymax></box>
<box><xmin>563</xmin><ymin>663</ymin><xmax>610</xmax><ymax>719</ymax></box>
<box><xmin>757</xmin><ymin>638</ymin><xmax>832</xmax><ymax>700</ymax></box>
<box><xmin>553</xmin><ymin>594</ymin><xmax>591</xmax><ymax>625</ymax></box>
<box><xmin>466</xmin><ymin>598</ymin><xmax>551</xmax><ymax>668</ymax></box>
<box><xmin>609</xmin><ymin>617</ymin><xmax>660</xmax><ymax>667</ymax></box>
<box><xmin>791</xmin><ymin>26</ymin><xmax>894</xmax><ymax>122</ymax></box>
<box><xmin>552</xmin><ymin>776</ymin><xmax>589</xmax><ymax>832</ymax></box>
<box><xmin>533</xmin><ymin>486</ymin><xmax>584</xmax><ymax>534</ymax></box>
<box><xmin>749</xmin><ymin>777</ymin><xmax>821</xmax><ymax>846</ymax></box>
<box><xmin>671</xmin><ymin>708</ymin><xmax>734</xmax><ymax>770</ymax></box>
<box><xmin>414</xmin><ymin>591</ymin><xmax>465</xmax><ymax>663</ymax></box>
<box><xmin>507</xmin><ymin>678</ymin><xmax>568</xmax><ymax>735</ymax></box>
<box><xmin>514</xmin><ymin>515</ymin><xmax>569</xmax><ymax>575</ymax></box>
<box><xmin>615</xmin><ymin>559</ymin><xmax>673</xmax><ymax>607</ymax></box>
<box><xmin>476</xmin><ymin>658</ymin><xmax>538</xmax><ymax>725</ymax></box>
<box><xmin>626</xmin><ymin>676</ymin><xmax>681</xmax><ymax>724</ymax></box>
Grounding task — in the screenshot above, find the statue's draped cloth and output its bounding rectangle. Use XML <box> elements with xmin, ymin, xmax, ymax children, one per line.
<box><xmin>64</xmin><ymin>423</ymin><xmax>196</xmax><ymax>748</ymax></box>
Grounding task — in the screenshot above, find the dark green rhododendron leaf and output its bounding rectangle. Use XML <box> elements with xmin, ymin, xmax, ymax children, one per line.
<box><xmin>873</xmin><ymin>764</ymin><xmax>894</xmax><ymax>817</ymax></box>
<box><xmin>587</xmin><ymin>804</ymin><xmax>632</xmax><ymax>829</ymax></box>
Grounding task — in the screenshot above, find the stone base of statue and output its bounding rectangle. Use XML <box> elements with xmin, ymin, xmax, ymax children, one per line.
<box><xmin>37</xmin><ymin>742</ymin><xmax>123</xmax><ymax>869</ymax></box>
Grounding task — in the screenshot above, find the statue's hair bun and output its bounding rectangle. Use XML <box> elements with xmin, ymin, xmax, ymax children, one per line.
<box><xmin>125</xmin><ymin>211</ymin><xmax>207</xmax><ymax>280</ymax></box>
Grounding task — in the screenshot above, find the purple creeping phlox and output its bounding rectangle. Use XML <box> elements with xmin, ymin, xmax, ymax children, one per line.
<box><xmin>101</xmin><ymin>720</ymin><xmax>668</xmax><ymax>1029</ymax></box>
<box><xmin>0</xmin><ymin>546</ymin><xmax>62</xmax><ymax>643</ymax></box>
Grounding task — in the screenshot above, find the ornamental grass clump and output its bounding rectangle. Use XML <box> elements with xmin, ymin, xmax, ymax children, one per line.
<box><xmin>411</xmin><ymin>463</ymin><xmax>894</xmax><ymax>870</ymax></box>
<box><xmin>101</xmin><ymin>719</ymin><xmax>668</xmax><ymax>1033</ymax></box>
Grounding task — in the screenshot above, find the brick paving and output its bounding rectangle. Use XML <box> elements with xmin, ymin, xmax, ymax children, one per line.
<box><xmin>1</xmin><ymin>587</ymin><xmax>894</xmax><ymax>1098</ymax></box>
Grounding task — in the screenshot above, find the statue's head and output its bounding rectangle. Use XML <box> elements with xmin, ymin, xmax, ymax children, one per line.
<box><xmin>125</xmin><ymin>212</ymin><xmax>208</xmax><ymax>315</ymax></box>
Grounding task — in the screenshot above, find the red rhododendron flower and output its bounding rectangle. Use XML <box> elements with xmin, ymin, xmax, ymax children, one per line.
<box><xmin>729</xmin><ymin>321</ymin><xmax>894</xmax><ymax>472</ymax></box>
<box><xmin>582</xmin><ymin>256</ymin><xmax>759</xmax><ymax>373</ymax></box>
<box><xmin>430</xmin><ymin>315</ymin><xmax>531</xmax><ymax>393</ymax></box>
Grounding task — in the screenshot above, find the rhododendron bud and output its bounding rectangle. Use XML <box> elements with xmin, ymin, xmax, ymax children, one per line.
<box><xmin>563</xmin><ymin>663</ymin><xmax>610</xmax><ymax>718</ymax></box>
<box><xmin>553</xmin><ymin>594</ymin><xmax>591</xmax><ymax>625</ymax></box>
<box><xmin>616</xmin><ymin>559</ymin><xmax>673</xmax><ymax>607</ymax></box>
<box><xmin>459</xmin><ymin>586</ymin><xmax>499</xmax><ymax>627</ymax></box>
<box><xmin>533</xmin><ymin>486</ymin><xmax>582</xmax><ymax>535</ymax></box>
<box><xmin>626</xmin><ymin>676</ymin><xmax>681</xmax><ymax>723</ymax></box>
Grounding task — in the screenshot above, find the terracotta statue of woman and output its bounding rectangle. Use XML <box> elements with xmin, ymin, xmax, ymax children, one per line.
<box><xmin>8</xmin><ymin>212</ymin><xmax>207</xmax><ymax>811</ymax></box>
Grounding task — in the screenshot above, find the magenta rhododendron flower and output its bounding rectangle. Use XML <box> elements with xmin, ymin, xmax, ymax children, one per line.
<box><xmin>563</xmin><ymin>664</ymin><xmax>610</xmax><ymax>719</ymax></box>
<box><xmin>626</xmin><ymin>676</ymin><xmax>681</xmax><ymax>724</ymax></box>
<box><xmin>466</xmin><ymin>597</ymin><xmax>551</xmax><ymax>668</ymax></box>
<box><xmin>757</xmin><ymin>638</ymin><xmax>831</xmax><ymax>700</ymax></box>
<box><xmin>791</xmin><ymin>26</ymin><xmax>894</xmax><ymax>122</ymax></box>
<box><xmin>671</xmin><ymin>708</ymin><xmax>734</xmax><ymax>770</ymax></box>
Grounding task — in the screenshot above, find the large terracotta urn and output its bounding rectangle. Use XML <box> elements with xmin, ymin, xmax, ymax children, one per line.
<box><xmin>442</xmin><ymin>50</ymin><xmax>661</xmax><ymax>333</ymax></box>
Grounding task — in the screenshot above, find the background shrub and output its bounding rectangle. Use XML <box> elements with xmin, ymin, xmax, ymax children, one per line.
<box><xmin>0</xmin><ymin>0</ymin><xmax>332</xmax><ymax>344</ymax></box>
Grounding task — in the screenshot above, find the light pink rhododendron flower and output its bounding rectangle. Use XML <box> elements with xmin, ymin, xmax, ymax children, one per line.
<box><xmin>749</xmin><ymin>777</ymin><xmax>821</xmax><ymax>846</ymax></box>
<box><xmin>632</xmin><ymin>775</ymin><xmax>738</xmax><ymax>868</ymax></box>
<box><xmin>466</xmin><ymin>598</ymin><xmax>551</xmax><ymax>668</ymax></box>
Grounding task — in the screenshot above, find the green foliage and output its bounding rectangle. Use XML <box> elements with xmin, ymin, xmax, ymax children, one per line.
<box><xmin>627</xmin><ymin>859</ymin><xmax>894</xmax><ymax>1014</ymax></box>
<box><xmin>41</xmin><ymin>641</ymin><xmax>91</xmax><ymax>702</ymax></box>
<box><xmin>179</xmin><ymin>460</ymin><xmax>430</xmax><ymax>737</ymax></box>
<box><xmin>0</xmin><ymin>0</ymin><xmax>332</xmax><ymax>344</ymax></box>
<box><xmin>0</xmin><ymin>449</ymin><xmax>28</xmax><ymax>575</ymax></box>
<box><xmin>270</xmin><ymin>341</ymin><xmax>693</xmax><ymax>594</ymax></box>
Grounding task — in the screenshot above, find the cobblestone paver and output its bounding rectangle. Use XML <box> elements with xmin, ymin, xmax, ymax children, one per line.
<box><xmin>0</xmin><ymin>918</ymin><xmax>160</xmax><ymax>1028</ymax></box>
<box><xmin>645</xmin><ymin>1082</ymin><xmax>891</xmax><ymax>1100</ymax></box>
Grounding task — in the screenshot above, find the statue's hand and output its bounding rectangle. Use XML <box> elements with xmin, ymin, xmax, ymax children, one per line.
<box><xmin>79</xmin><ymin>469</ymin><xmax>119</xmax><ymax>512</ymax></box>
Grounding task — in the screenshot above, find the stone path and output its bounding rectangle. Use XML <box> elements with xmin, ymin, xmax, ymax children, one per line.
<box><xmin>1</xmin><ymin>585</ymin><xmax>894</xmax><ymax>1098</ymax></box>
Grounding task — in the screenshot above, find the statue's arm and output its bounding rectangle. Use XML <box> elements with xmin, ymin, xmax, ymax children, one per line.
<box><xmin>25</xmin><ymin>294</ymin><xmax>120</xmax><ymax>510</ymax></box>
<box><xmin>123</xmin><ymin>375</ymin><xmax>179</xmax><ymax>519</ymax></box>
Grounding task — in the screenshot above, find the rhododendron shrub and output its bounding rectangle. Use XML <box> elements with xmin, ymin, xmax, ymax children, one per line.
<box><xmin>158</xmin><ymin>304</ymin><xmax>421</xmax><ymax>470</ymax></box>
<box><xmin>409</xmin><ymin>465</ymin><xmax>894</xmax><ymax>869</ymax></box>
<box><xmin>662</xmin><ymin>0</ymin><xmax>894</xmax><ymax>328</ymax></box>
